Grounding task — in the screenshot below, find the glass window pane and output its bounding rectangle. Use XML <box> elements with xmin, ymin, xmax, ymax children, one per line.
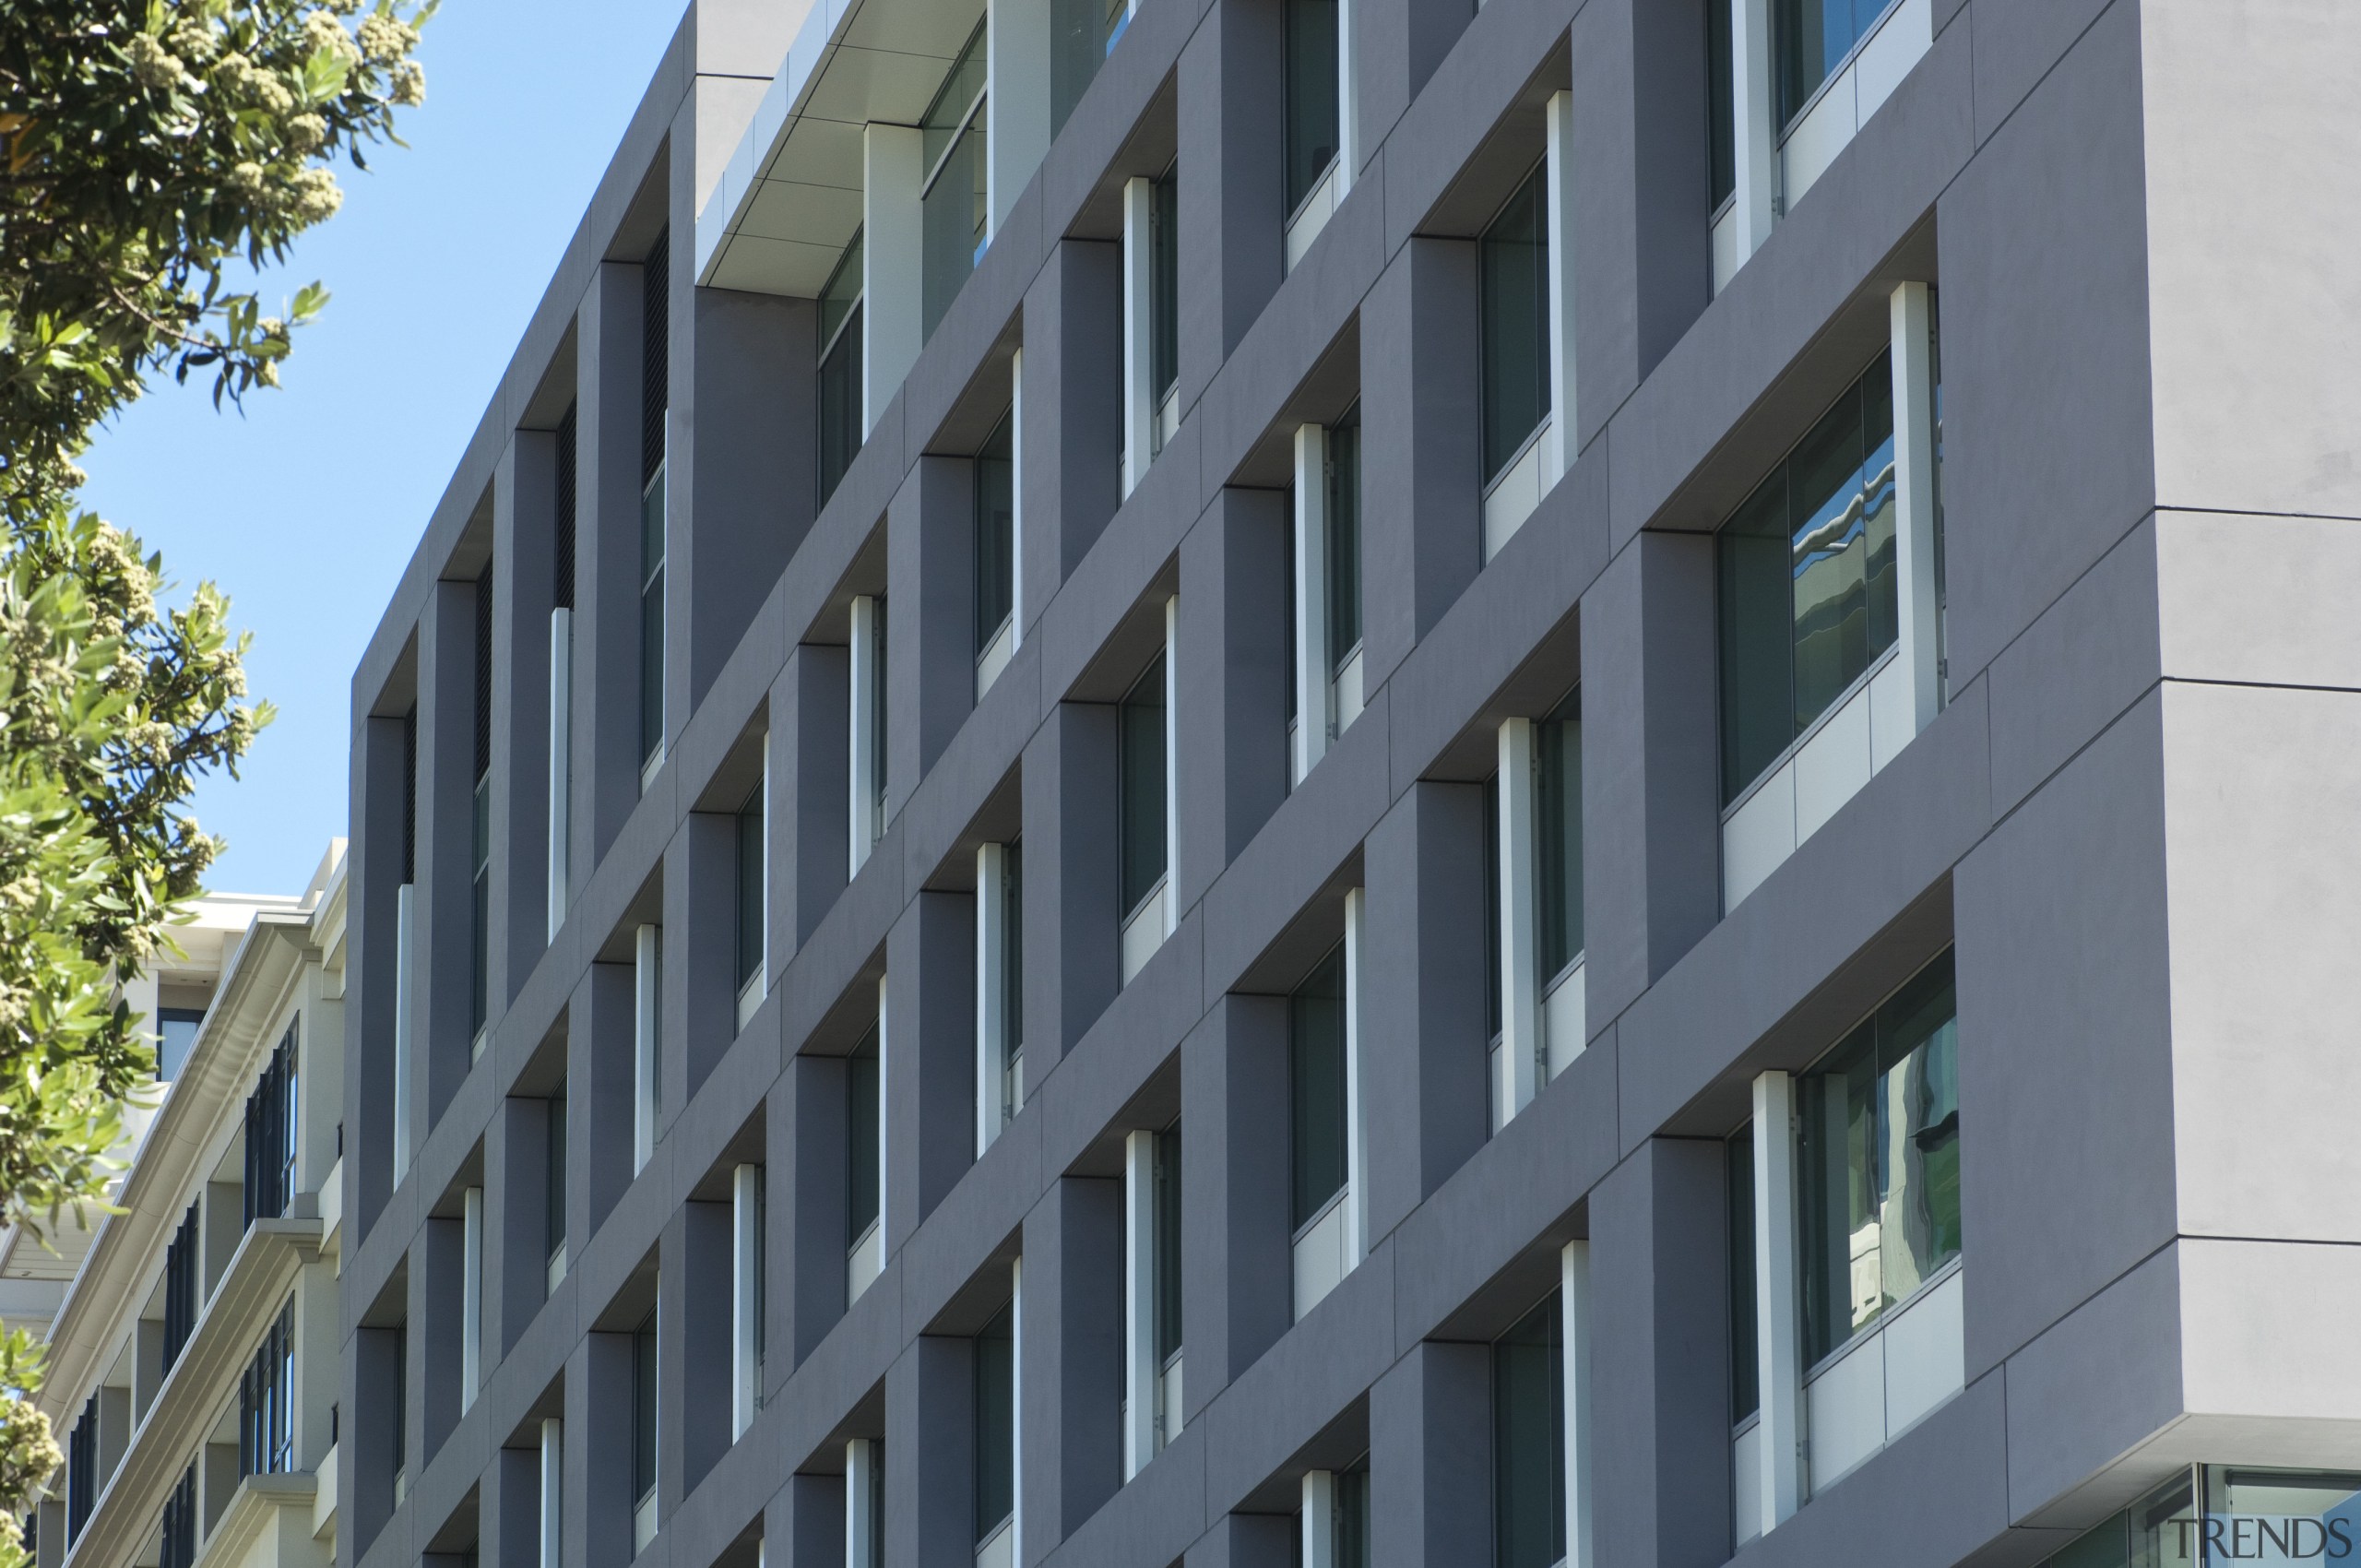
<box><xmin>1718</xmin><ymin>470</ymin><xmax>1793</xmax><ymax>802</ymax></box>
<box><xmin>158</xmin><ymin>1008</ymin><xmax>204</xmax><ymax>1081</ymax></box>
<box><xmin>1492</xmin><ymin>1292</ymin><xmax>1566</xmax><ymax>1568</ymax></box>
<box><xmin>1326</xmin><ymin>408</ymin><xmax>1361</xmax><ymax>667</ymax></box>
<box><xmin>1536</xmin><ymin>693</ymin><xmax>1583</xmax><ymax>979</ymax></box>
<box><xmin>1150</xmin><ymin>171</ymin><xmax>1180</xmax><ymax>402</ymax></box>
<box><xmin>819</xmin><ymin>303</ymin><xmax>864</xmax><ymax>507</ymax></box>
<box><xmin>1777</xmin><ymin>0</ymin><xmax>1846</xmax><ymax>124</ymax></box>
<box><xmin>1479</xmin><ymin>165</ymin><xmax>1550</xmax><ymax>483</ymax></box>
<box><xmin>1050</xmin><ymin>0</ymin><xmax>1104</xmax><ymax>137</ymax></box>
<box><xmin>640</xmin><ymin>470</ymin><xmax>667</xmax><ymax>764</ymax></box>
<box><xmin>975</xmin><ymin>1301</ymin><xmax>1015</xmax><ymax>1538</ymax></box>
<box><xmin>1727</xmin><ymin>1125</ymin><xmax>1757</xmax><ymax>1421</ymax></box>
<box><xmin>819</xmin><ymin>231</ymin><xmax>865</xmax><ymax>350</ymax></box>
<box><xmin>1798</xmin><ymin>1019</ymin><xmax>1878</xmax><ymax>1363</ymax></box>
<box><xmin>1483</xmin><ymin>775</ymin><xmax>1501</xmax><ymax>1041</ymax></box>
<box><xmin>547</xmin><ymin>1088</ymin><xmax>567</xmax><ymax>1260</ymax></box>
<box><xmin>1876</xmin><ymin>952</ymin><xmax>1958</xmax><ymax>1304</ymax></box>
<box><xmin>975</xmin><ymin>410</ymin><xmax>1015</xmax><ymax>652</ymax></box>
<box><xmin>922</xmin><ymin>114</ymin><xmax>988</xmax><ymax>344</ymax></box>
<box><xmin>1786</xmin><ymin>382</ymin><xmax>1869</xmax><ymax>734</ymax></box>
<box><xmin>1155</xmin><ymin>1121</ymin><xmax>1183</xmax><ymax>1363</ymax></box>
<box><xmin>1708</xmin><ymin>0</ymin><xmax>1735</xmax><ymax>208</ymax></box>
<box><xmin>1288</xmin><ymin>945</ymin><xmax>1348</xmax><ymax>1229</ymax></box>
<box><xmin>848</xmin><ymin>1023</ymin><xmax>880</xmax><ymax>1235</ymax></box>
<box><xmin>1284</xmin><ymin>0</ymin><xmax>1339</xmax><ymax>216</ymax></box>
<box><xmin>736</xmin><ymin>784</ymin><xmax>764</xmax><ymax>990</ymax></box>
<box><xmin>1335</xmin><ymin>1455</ymin><xmax>1371</xmax><ymax>1568</ymax></box>
<box><xmin>1003</xmin><ymin>841</ymin><xmax>1025</xmax><ymax>1068</ymax></box>
<box><xmin>1119</xmin><ymin>653</ymin><xmax>1169</xmax><ymax>914</ymax></box>
<box><xmin>1860</xmin><ymin>350</ymin><xmax>1898</xmax><ymax>659</ymax></box>
<box><xmin>633</xmin><ymin>1311</ymin><xmax>658</xmax><ymax>1500</ymax></box>
<box><xmin>922</xmin><ymin>20</ymin><xmax>988</xmax><ymax>172</ymax></box>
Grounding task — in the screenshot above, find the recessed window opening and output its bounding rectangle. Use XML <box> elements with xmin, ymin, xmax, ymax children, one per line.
<box><xmin>1479</xmin><ymin>163</ymin><xmax>1551</xmax><ymax>487</ymax></box>
<box><xmin>818</xmin><ymin>231</ymin><xmax>867</xmax><ymax>505</ymax></box>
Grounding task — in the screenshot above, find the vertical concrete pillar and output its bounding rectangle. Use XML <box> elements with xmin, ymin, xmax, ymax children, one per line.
<box><xmin>784</xmin><ymin>1049</ymin><xmax>850</xmax><ymax>1366</ymax></box>
<box><xmin>1358</xmin><ymin>781</ymin><xmax>1491</xmax><ymax>1244</ymax></box>
<box><xmin>863</xmin><ymin>125</ymin><xmax>925</xmax><ymax>434</ymax></box>
<box><xmin>1019</xmin><ymin>241</ymin><xmax>1122</xmax><ymax>631</ymax></box>
<box><xmin>575</xmin><ymin>261</ymin><xmax>648</xmax><ymax>869</ymax></box>
<box><xmin>1359</xmin><ymin>241</ymin><xmax>1479</xmax><ymax>696</ymax></box>
<box><xmin>1176</xmin><ymin>0</ymin><xmax>1284</xmax><ymax>413</ymax></box>
<box><xmin>1014</xmin><ymin>1176</ymin><xmax>1123</xmax><ymax>1568</ymax></box>
<box><xmin>1579</xmin><ymin>531</ymin><xmax>1720</xmax><ymax>1035</ymax></box>
<box><xmin>777</xmin><ymin>644</ymin><xmax>852</xmax><ymax>957</ymax></box>
<box><xmin>888</xmin><ymin>457</ymin><xmax>979</xmax><ymax>793</ymax></box>
<box><xmin>1022</xmin><ymin>704</ymin><xmax>1119</xmax><ymax>1070</ymax></box>
<box><xmin>1180</xmin><ymin>997</ymin><xmax>1291</xmax><ymax>1415</ymax></box>
<box><xmin>494</xmin><ymin>429</ymin><xmax>558</xmax><ymax>1014</ymax></box>
<box><xmin>1351</xmin><ymin>0</ymin><xmax>1468</xmax><ymax>167</ymax></box>
<box><xmin>1368</xmin><ymin>1340</ymin><xmax>1489</xmax><ymax>1568</ymax></box>
<box><xmin>417</xmin><ymin>576</ymin><xmax>481</xmax><ymax>1126</ymax></box>
<box><xmin>1590</xmin><ymin>1137</ymin><xmax>1735</xmax><ymax>1568</ymax></box>
<box><xmin>887</xmin><ymin>893</ymin><xmax>977</xmax><ymax>1246</ymax></box>
<box><xmin>1569</xmin><ymin>0</ymin><xmax>1712</xmax><ymax>457</ymax></box>
<box><xmin>1176</xmin><ymin>489</ymin><xmax>1290</xmax><ymax>913</ymax></box>
<box><xmin>886</xmin><ymin>1339</ymin><xmax>976</xmax><ymax>1568</ymax></box>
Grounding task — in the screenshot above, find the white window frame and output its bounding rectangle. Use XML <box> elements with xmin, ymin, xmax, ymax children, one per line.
<box><xmin>847</xmin><ymin>1436</ymin><xmax>883</xmax><ymax>1568</ymax></box>
<box><xmin>738</xmin><ymin>754</ymin><xmax>770</xmax><ymax>1032</ymax></box>
<box><xmin>1121</xmin><ymin>1128</ymin><xmax>1180</xmax><ymax>1479</ymax></box>
<box><xmin>634</xmin><ymin>923</ymin><xmax>661</xmax><ymax>1172</ymax></box>
<box><xmin>393</xmin><ymin>882</ymin><xmax>415</xmax><ymax>1185</ymax></box>
<box><xmin>731</xmin><ymin>1162</ymin><xmax>764</xmax><ymax>1440</ymax></box>
<box><xmin>539</xmin><ymin>1417</ymin><xmax>564</xmax><ymax>1568</ymax></box>
<box><xmin>548</xmin><ymin>605</ymin><xmax>572</xmax><ymax>939</ymax></box>
<box><xmin>849</xmin><ymin>594</ymin><xmax>884</xmax><ymax>876</ymax></box>
<box><xmin>460</xmin><ymin>1185</ymin><xmax>483</xmax><ymax>1412</ymax></box>
<box><xmin>975</xmin><ymin>842</ymin><xmax>1021</xmax><ymax>1155</ymax></box>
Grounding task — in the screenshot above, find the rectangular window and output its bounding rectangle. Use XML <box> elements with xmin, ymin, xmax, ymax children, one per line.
<box><xmin>471</xmin><ymin>565</ymin><xmax>493</xmax><ymax>1041</ymax></box>
<box><xmin>1326</xmin><ymin>406</ymin><xmax>1361</xmax><ymax>669</ymax></box>
<box><xmin>243</xmin><ymin>1022</ymin><xmax>298</xmax><ymax>1225</ymax></box>
<box><xmin>1482</xmin><ymin>773</ymin><xmax>1502</xmax><ymax>1043</ymax></box>
<box><xmin>1798</xmin><ymin>950</ymin><xmax>1959</xmax><ymax>1365</ymax></box>
<box><xmin>65</xmin><ymin>1397</ymin><xmax>94</xmax><ymax>1544</ymax></box>
<box><xmin>1493</xmin><ymin>1291</ymin><xmax>1566</xmax><ymax>1568</ymax></box>
<box><xmin>1154</xmin><ymin>1121</ymin><xmax>1182</xmax><ymax>1370</ymax></box>
<box><xmin>1283</xmin><ymin>0</ymin><xmax>1340</xmax><ymax>219</ymax></box>
<box><xmin>633</xmin><ymin>1308</ymin><xmax>658</xmax><ymax>1548</ymax></box>
<box><xmin>161</xmin><ymin>1202</ymin><xmax>199</xmax><ymax>1375</ymax></box>
<box><xmin>390</xmin><ymin>1329</ymin><xmax>407</xmax><ymax>1503</ymax></box>
<box><xmin>920</xmin><ymin>19</ymin><xmax>990</xmax><ymax>342</ymax></box>
<box><xmin>546</xmin><ymin>1085</ymin><xmax>568</xmax><ymax>1292</ymax></box>
<box><xmin>1149</xmin><ymin>170</ymin><xmax>1179</xmax><ymax>412</ymax></box>
<box><xmin>1050</xmin><ymin>0</ymin><xmax>1109</xmax><ymax>137</ymax></box>
<box><xmin>1715</xmin><ymin>350</ymin><xmax>1898</xmax><ymax>803</ymax></box>
<box><xmin>156</xmin><ymin>1006</ymin><xmax>203</xmax><ymax>1081</ymax></box>
<box><xmin>974</xmin><ymin>409</ymin><xmax>1015</xmax><ymax>659</ymax></box>
<box><xmin>639</xmin><ymin>469</ymin><xmax>668</xmax><ymax>772</ymax></box>
<box><xmin>734</xmin><ymin>780</ymin><xmax>765</xmax><ymax>1001</ymax></box>
<box><xmin>1777</xmin><ymin>0</ymin><xmax>1899</xmax><ymax>127</ymax></box>
<box><xmin>818</xmin><ymin>232</ymin><xmax>866</xmax><ymax>506</ymax></box>
<box><xmin>1708</xmin><ymin>0</ymin><xmax>1735</xmax><ymax>209</ymax></box>
<box><xmin>1479</xmin><ymin>164</ymin><xmax>1550</xmax><ymax>485</ymax></box>
<box><xmin>1001</xmin><ymin>841</ymin><xmax>1024</xmax><ymax>1111</ymax></box>
<box><xmin>974</xmin><ymin>1299</ymin><xmax>1015</xmax><ymax>1545</ymax></box>
<box><xmin>1335</xmin><ymin>1455</ymin><xmax>1372</xmax><ymax>1568</ymax></box>
<box><xmin>239</xmin><ymin>1297</ymin><xmax>297</xmax><ymax>1477</ymax></box>
<box><xmin>848</xmin><ymin>1021</ymin><xmax>881</xmax><ymax>1245</ymax></box>
<box><xmin>1118</xmin><ymin>653</ymin><xmax>1169</xmax><ymax>919</ymax></box>
<box><xmin>1289</xmin><ymin>944</ymin><xmax>1347</xmax><ymax>1231</ymax></box>
<box><xmin>1727</xmin><ymin>1123</ymin><xmax>1757</xmax><ymax>1423</ymax></box>
<box><xmin>640</xmin><ymin>231</ymin><xmax>669</xmax><ymax>776</ymax></box>
<box><xmin>1534</xmin><ymin>689</ymin><xmax>1582</xmax><ymax>981</ymax></box>
<box><xmin>159</xmin><ymin>1464</ymin><xmax>196</xmax><ymax>1568</ymax></box>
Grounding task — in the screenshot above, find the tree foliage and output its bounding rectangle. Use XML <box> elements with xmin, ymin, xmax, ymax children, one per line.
<box><xmin>0</xmin><ymin>0</ymin><xmax>431</xmax><ymax>1544</ymax></box>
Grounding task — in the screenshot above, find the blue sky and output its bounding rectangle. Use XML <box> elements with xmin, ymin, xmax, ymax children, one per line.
<box><xmin>77</xmin><ymin>0</ymin><xmax>694</xmax><ymax>897</ymax></box>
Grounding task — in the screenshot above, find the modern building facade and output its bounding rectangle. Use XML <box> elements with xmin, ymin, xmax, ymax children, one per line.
<box><xmin>338</xmin><ymin>0</ymin><xmax>2361</xmax><ymax>1565</ymax></box>
<box><xmin>30</xmin><ymin>846</ymin><xmax>350</xmax><ymax>1568</ymax></box>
